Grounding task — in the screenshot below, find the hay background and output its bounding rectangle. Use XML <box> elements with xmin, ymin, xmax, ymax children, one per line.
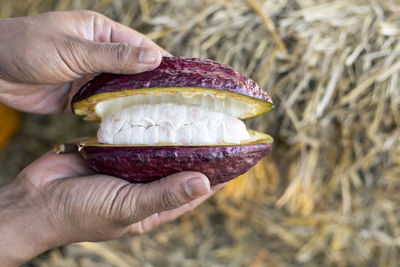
<box><xmin>0</xmin><ymin>0</ymin><xmax>399</xmax><ymax>266</ymax></box>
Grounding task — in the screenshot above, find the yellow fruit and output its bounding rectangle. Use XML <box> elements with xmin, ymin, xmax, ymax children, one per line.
<box><xmin>0</xmin><ymin>104</ymin><xmax>20</xmax><ymax>149</ymax></box>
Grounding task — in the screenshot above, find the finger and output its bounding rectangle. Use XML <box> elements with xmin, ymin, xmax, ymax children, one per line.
<box><xmin>108</xmin><ymin>22</ymin><xmax>172</xmax><ymax>57</ymax></box>
<box><xmin>19</xmin><ymin>151</ymin><xmax>94</xmax><ymax>183</ymax></box>
<box><xmin>64</xmin><ymin>37</ymin><xmax>162</xmax><ymax>75</ymax></box>
<box><xmin>78</xmin><ymin>11</ymin><xmax>171</xmax><ymax>57</ymax></box>
<box><xmin>92</xmin><ymin>12</ymin><xmax>172</xmax><ymax>57</ymax></box>
<box><xmin>120</xmin><ymin>172</ymin><xmax>211</xmax><ymax>223</ymax></box>
<box><xmin>126</xmin><ymin>182</ymin><xmax>227</xmax><ymax>236</ymax></box>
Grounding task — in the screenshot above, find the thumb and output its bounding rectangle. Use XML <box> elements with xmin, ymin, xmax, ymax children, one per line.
<box><xmin>66</xmin><ymin>38</ymin><xmax>162</xmax><ymax>75</ymax></box>
<box><xmin>122</xmin><ymin>172</ymin><xmax>210</xmax><ymax>223</ymax></box>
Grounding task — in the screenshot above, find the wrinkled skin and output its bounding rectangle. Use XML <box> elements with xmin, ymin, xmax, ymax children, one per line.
<box><xmin>0</xmin><ymin>11</ymin><xmax>225</xmax><ymax>266</ymax></box>
<box><xmin>0</xmin><ymin>152</ymin><xmax>224</xmax><ymax>266</ymax></box>
<box><xmin>0</xmin><ymin>10</ymin><xmax>168</xmax><ymax>114</ymax></box>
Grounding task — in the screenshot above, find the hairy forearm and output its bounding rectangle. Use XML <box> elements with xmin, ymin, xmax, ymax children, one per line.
<box><xmin>0</xmin><ymin>182</ymin><xmax>54</xmax><ymax>266</ymax></box>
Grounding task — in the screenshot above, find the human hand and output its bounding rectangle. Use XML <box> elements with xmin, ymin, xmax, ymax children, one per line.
<box><xmin>0</xmin><ymin>11</ymin><xmax>225</xmax><ymax>266</ymax></box>
<box><xmin>0</xmin><ymin>152</ymin><xmax>224</xmax><ymax>266</ymax></box>
<box><xmin>0</xmin><ymin>10</ymin><xmax>167</xmax><ymax>114</ymax></box>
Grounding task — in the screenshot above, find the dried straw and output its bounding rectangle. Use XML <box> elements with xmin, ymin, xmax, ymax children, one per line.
<box><xmin>0</xmin><ymin>0</ymin><xmax>399</xmax><ymax>266</ymax></box>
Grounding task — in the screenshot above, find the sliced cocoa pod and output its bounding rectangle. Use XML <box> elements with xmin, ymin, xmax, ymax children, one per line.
<box><xmin>72</xmin><ymin>57</ymin><xmax>273</xmax><ymax>121</ymax></box>
<box><xmin>66</xmin><ymin>56</ymin><xmax>274</xmax><ymax>184</ymax></box>
<box><xmin>56</xmin><ymin>131</ymin><xmax>273</xmax><ymax>185</ymax></box>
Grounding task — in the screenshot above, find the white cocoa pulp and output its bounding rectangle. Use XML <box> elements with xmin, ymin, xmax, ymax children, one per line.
<box><xmin>97</xmin><ymin>103</ymin><xmax>251</xmax><ymax>145</ymax></box>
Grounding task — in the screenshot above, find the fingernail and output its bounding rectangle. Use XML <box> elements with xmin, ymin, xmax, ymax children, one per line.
<box><xmin>185</xmin><ymin>177</ymin><xmax>209</xmax><ymax>198</ymax></box>
<box><xmin>138</xmin><ymin>48</ymin><xmax>159</xmax><ymax>64</ymax></box>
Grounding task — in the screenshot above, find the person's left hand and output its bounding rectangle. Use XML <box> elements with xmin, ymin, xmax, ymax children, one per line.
<box><xmin>0</xmin><ymin>10</ymin><xmax>167</xmax><ymax>114</ymax></box>
<box><xmin>0</xmin><ymin>151</ymin><xmax>224</xmax><ymax>266</ymax></box>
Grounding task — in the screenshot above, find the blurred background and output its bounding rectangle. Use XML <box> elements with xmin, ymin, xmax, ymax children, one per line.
<box><xmin>0</xmin><ymin>0</ymin><xmax>399</xmax><ymax>266</ymax></box>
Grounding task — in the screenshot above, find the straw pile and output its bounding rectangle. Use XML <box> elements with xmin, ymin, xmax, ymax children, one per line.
<box><xmin>0</xmin><ymin>0</ymin><xmax>399</xmax><ymax>266</ymax></box>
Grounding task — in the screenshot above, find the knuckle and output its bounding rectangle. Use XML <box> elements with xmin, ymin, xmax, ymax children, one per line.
<box><xmin>99</xmin><ymin>182</ymin><xmax>137</xmax><ymax>226</ymax></box>
<box><xmin>60</xmin><ymin>37</ymin><xmax>88</xmax><ymax>74</ymax></box>
<box><xmin>115</xmin><ymin>43</ymin><xmax>129</xmax><ymax>61</ymax></box>
<box><xmin>113</xmin><ymin>184</ymin><xmax>139</xmax><ymax>225</ymax></box>
<box><xmin>161</xmin><ymin>189</ymin><xmax>182</xmax><ymax>209</ymax></box>
<box><xmin>80</xmin><ymin>10</ymin><xmax>97</xmax><ymax>15</ymax></box>
<box><xmin>63</xmin><ymin>36</ymin><xmax>83</xmax><ymax>54</ymax></box>
<box><xmin>76</xmin><ymin>10</ymin><xmax>100</xmax><ymax>18</ymax></box>
<box><xmin>111</xmin><ymin>43</ymin><xmax>131</xmax><ymax>72</ymax></box>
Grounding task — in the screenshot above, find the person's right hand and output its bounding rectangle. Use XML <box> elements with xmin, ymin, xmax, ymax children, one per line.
<box><xmin>0</xmin><ymin>10</ymin><xmax>167</xmax><ymax>114</ymax></box>
<box><xmin>0</xmin><ymin>151</ymin><xmax>224</xmax><ymax>266</ymax></box>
